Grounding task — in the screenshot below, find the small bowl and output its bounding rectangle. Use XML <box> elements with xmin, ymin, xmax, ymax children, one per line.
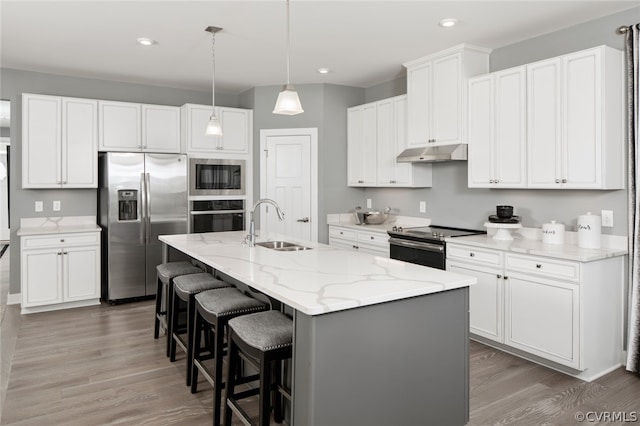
<box><xmin>496</xmin><ymin>205</ymin><xmax>513</xmax><ymax>219</ymax></box>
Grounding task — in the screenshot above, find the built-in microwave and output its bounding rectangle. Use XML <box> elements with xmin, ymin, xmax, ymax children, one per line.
<box><xmin>189</xmin><ymin>158</ymin><xmax>245</xmax><ymax>196</ymax></box>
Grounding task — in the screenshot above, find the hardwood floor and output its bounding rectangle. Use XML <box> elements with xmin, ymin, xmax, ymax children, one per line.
<box><xmin>1</xmin><ymin>299</ymin><xmax>639</xmax><ymax>425</ymax></box>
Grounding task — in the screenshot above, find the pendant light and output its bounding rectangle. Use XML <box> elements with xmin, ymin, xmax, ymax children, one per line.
<box><xmin>273</xmin><ymin>0</ymin><xmax>304</xmax><ymax>115</ymax></box>
<box><xmin>205</xmin><ymin>26</ymin><xmax>223</xmax><ymax>135</ymax></box>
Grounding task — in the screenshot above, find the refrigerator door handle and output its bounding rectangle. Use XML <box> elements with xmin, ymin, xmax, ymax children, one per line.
<box><xmin>140</xmin><ymin>172</ymin><xmax>147</xmax><ymax>246</ymax></box>
<box><xmin>145</xmin><ymin>172</ymin><xmax>151</xmax><ymax>245</ymax></box>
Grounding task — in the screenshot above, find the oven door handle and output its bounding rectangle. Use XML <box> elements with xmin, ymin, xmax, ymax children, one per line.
<box><xmin>388</xmin><ymin>238</ymin><xmax>444</xmax><ymax>253</ymax></box>
<box><xmin>190</xmin><ymin>210</ymin><xmax>246</xmax><ymax>215</ymax></box>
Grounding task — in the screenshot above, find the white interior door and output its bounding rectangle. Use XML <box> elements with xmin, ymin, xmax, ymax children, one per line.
<box><xmin>260</xmin><ymin>129</ymin><xmax>318</xmax><ymax>242</ymax></box>
<box><xmin>0</xmin><ymin>140</ymin><xmax>9</xmax><ymax>242</ymax></box>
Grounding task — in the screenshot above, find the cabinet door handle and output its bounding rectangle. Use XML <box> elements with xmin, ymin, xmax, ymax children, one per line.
<box><xmin>390</xmin><ymin>180</ymin><xmax>396</xmax><ymax>184</ymax></box>
<box><xmin>358</xmin><ymin>180</ymin><xmax>364</xmax><ymax>183</ymax></box>
<box><xmin>469</xmin><ymin>252</ymin><xmax>475</xmax><ymax>257</ymax></box>
<box><xmin>296</xmin><ymin>217</ymin><xmax>310</xmax><ymax>223</ymax></box>
<box><xmin>497</xmin><ymin>274</ymin><xmax>502</xmax><ymax>279</ymax></box>
<box><xmin>536</xmin><ymin>264</ymin><xmax>542</xmax><ymax>268</ymax></box>
<box><xmin>63</xmin><ymin>252</ymin><xmax>68</xmax><ymax>255</ymax></box>
<box><xmin>57</xmin><ymin>252</ymin><xmax>62</xmax><ymax>256</ymax></box>
<box><xmin>353</xmin><ymin>245</ymin><xmax>359</xmax><ymax>249</ymax></box>
<box><xmin>503</xmin><ymin>276</ymin><xmax>508</xmax><ymax>280</ymax></box>
<box><xmin>60</xmin><ymin>239</ymin><xmax>65</xmax><ymax>242</ymax></box>
<box><xmin>562</xmin><ymin>179</ymin><xmax>567</xmax><ymax>183</ymax></box>
<box><xmin>339</xmin><ymin>231</ymin><xmax>343</xmax><ymax>235</ymax></box>
<box><xmin>555</xmin><ymin>179</ymin><xmax>561</xmax><ymax>183</ymax></box>
<box><xmin>489</xmin><ymin>179</ymin><xmax>494</xmax><ymax>184</ymax></box>
<box><xmin>370</xmin><ymin>236</ymin><xmax>375</xmax><ymax>240</ymax></box>
<box><xmin>495</xmin><ymin>180</ymin><xmax>499</xmax><ymax>183</ymax></box>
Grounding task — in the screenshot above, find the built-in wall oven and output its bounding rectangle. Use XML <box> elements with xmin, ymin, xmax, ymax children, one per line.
<box><xmin>388</xmin><ymin>225</ymin><xmax>485</xmax><ymax>270</ymax></box>
<box><xmin>190</xmin><ymin>199</ymin><xmax>246</xmax><ymax>233</ymax></box>
<box><xmin>189</xmin><ymin>158</ymin><xmax>245</xmax><ymax>196</ymax></box>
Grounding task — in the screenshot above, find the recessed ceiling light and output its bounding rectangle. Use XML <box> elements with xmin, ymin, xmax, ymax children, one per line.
<box><xmin>137</xmin><ymin>37</ymin><xmax>157</xmax><ymax>46</ymax></box>
<box><xmin>317</xmin><ymin>67</ymin><xmax>331</xmax><ymax>74</ymax></box>
<box><xmin>439</xmin><ymin>18</ymin><xmax>458</xmax><ymax>28</ymax></box>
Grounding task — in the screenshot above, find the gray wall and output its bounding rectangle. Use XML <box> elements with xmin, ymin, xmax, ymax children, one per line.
<box><xmin>0</xmin><ymin>68</ymin><xmax>238</xmax><ymax>295</ymax></box>
<box><xmin>361</xmin><ymin>7</ymin><xmax>638</xmax><ymax>235</ymax></box>
<box><xmin>241</xmin><ymin>83</ymin><xmax>364</xmax><ymax>243</ymax></box>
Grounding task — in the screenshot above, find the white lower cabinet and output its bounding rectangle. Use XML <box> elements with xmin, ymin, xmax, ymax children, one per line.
<box><xmin>328</xmin><ymin>225</ymin><xmax>389</xmax><ymax>257</ymax></box>
<box><xmin>21</xmin><ymin>232</ymin><xmax>101</xmax><ymax>313</ymax></box>
<box><xmin>447</xmin><ymin>242</ymin><xmax>624</xmax><ymax>380</ymax></box>
<box><xmin>505</xmin><ymin>274</ymin><xmax>579</xmax><ymax>369</ymax></box>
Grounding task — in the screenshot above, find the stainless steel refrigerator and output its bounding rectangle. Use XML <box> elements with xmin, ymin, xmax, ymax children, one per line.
<box><xmin>99</xmin><ymin>152</ymin><xmax>188</xmax><ymax>303</ymax></box>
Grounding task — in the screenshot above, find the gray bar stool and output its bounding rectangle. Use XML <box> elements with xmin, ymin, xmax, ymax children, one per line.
<box><xmin>191</xmin><ymin>288</ymin><xmax>269</xmax><ymax>426</ymax></box>
<box><xmin>154</xmin><ymin>261</ymin><xmax>203</xmax><ymax>353</ymax></box>
<box><xmin>169</xmin><ymin>273</ymin><xmax>232</xmax><ymax>386</ymax></box>
<box><xmin>224</xmin><ymin>310</ymin><xmax>293</xmax><ymax>426</ymax></box>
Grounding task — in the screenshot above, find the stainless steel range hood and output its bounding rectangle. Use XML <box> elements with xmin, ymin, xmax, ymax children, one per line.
<box><xmin>396</xmin><ymin>144</ymin><xmax>468</xmax><ymax>163</ymax></box>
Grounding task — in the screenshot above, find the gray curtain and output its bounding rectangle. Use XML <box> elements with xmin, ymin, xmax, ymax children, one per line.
<box><xmin>626</xmin><ymin>23</ymin><xmax>640</xmax><ymax>376</ymax></box>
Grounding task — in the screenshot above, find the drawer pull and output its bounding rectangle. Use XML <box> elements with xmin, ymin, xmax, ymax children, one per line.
<box><xmin>370</xmin><ymin>236</ymin><xmax>374</xmax><ymax>240</ymax></box>
<box><xmin>57</xmin><ymin>252</ymin><xmax>62</xmax><ymax>256</ymax></box>
<box><xmin>503</xmin><ymin>276</ymin><xmax>508</xmax><ymax>280</ymax></box>
<box><xmin>60</xmin><ymin>239</ymin><xmax>65</xmax><ymax>242</ymax></box>
<box><xmin>536</xmin><ymin>264</ymin><xmax>542</xmax><ymax>269</ymax></box>
<box><xmin>340</xmin><ymin>231</ymin><xmax>343</xmax><ymax>235</ymax></box>
<box><xmin>353</xmin><ymin>245</ymin><xmax>359</xmax><ymax>249</ymax></box>
<box><xmin>469</xmin><ymin>252</ymin><xmax>475</xmax><ymax>257</ymax></box>
<box><xmin>497</xmin><ymin>274</ymin><xmax>502</xmax><ymax>279</ymax></box>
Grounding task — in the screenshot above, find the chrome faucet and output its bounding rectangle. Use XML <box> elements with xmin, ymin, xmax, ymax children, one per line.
<box><xmin>246</xmin><ymin>198</ymin><xmax>285</xmax><ymax>247</ymax></box>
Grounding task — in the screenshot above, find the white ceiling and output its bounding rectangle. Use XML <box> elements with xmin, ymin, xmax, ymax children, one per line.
<box><xmin>1</xmin><ymin>1</ymin><xmax>638</xmax><ymax>95</ymax></box>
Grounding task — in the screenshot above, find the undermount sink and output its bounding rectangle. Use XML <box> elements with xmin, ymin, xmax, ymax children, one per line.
<box><xmin>255</xmin><ymin>241</ymin><xmax>312</xmax><ymax>251</ymax></box>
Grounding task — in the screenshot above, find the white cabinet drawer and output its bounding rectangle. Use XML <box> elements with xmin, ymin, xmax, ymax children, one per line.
<box><xmin>447</xmin><ymin>245</ymin><xmax>502</xmax><ymax>267</ymax></box>
<box><xmin>358</xmin><ymin>230</ymin><xmax>388</xmax><ymax>247</ymax></box>
<box><xmin>506</xmin><ymin>254</ymin><xmax>580</xmax><ymax>282</ymax></box>
<box><xmin>22</xmin><ymin>232</ymin><xmax>100</xmax><ymax>249</ymax></box>
<box><xmin>329</xmin><ymin>227</ymin><xmax>356</xmax><ymax>240</ymax></box>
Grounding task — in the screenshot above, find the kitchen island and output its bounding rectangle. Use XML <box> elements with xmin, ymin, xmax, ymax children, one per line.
<box><xmin>160</xmin><ymin>231</ymin><xmax>476</xmax><ymax>426</ymax></box>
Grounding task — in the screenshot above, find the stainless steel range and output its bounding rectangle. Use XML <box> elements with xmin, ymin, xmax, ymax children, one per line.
<box><xmin>388</xmin><ymin>225</ymin><xmax>485</xmax><ymax>270</ymax></box>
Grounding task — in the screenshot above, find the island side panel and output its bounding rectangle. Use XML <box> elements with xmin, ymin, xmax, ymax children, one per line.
<box><xmin>293</xmin><ymin>287</ymin><xmax>470</xmax><ymax>426</ymax></box>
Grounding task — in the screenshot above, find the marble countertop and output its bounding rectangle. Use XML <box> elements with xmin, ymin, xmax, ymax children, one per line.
<box><xmin>446</xmin><ymin>233</ymin><xmax>628</xmax><ymax>262</ymax></box>
<box><xmin>17</xmin><ymin>216</ymin><xmax>101</xmax><ymax>236</ymax></box>
<box><xmin>160</xmin><ymin>231</ymin><xmax>476</xmax><ymax>316</ymax></box>
<box><xmin>327</xmin><ymin>213</ymin><xmax>432</xmax><ymax>233</ymax></box>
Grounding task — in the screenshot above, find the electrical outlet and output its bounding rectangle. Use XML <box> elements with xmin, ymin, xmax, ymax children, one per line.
<box><xmin>53</xmin><ymin>200</ymin><xmax>61</xmax><ymax>211</ymax></box>
<box><xmin>601</xmin><ymin>210</ymin><xmax>613</xmax><ymax>227</ymax></box>
<box><xmin>366</xmin><ymin>199</ymin><xmax>372</xmax><ymax>209</ymax></box>
<box><xmin>419</xmin><ymin>201</ymin><xmax>426</xmax><ymax>213</ymax></box>
<box><xmin>35</xmin><ymin>201</ymin><xmax>43</xmax><ymax>212</ymax></box>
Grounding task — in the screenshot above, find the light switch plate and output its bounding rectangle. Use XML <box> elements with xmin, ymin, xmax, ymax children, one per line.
<box><xmin>601</xmin><ymin>210</ymin><xmax>613</xmax><ymax>227</ymax></box>
<box><xmin>53</xmin><ymin>200</ymin><xmax>61</xmax><ymax>211</ymax></box>
<box><xmin>366</xmin><ymin>199</ymin><xmax>372</xmax><ymax>209</ymax></box>
<box><xmin>35</xmin><ymin>201</ymin><xmax>43</xmax><ymax>212</ymax></box>
<box><xmin>419</xmin><ymin>201</ymin><xmax>426</xmax><ymax>213</ymax></box>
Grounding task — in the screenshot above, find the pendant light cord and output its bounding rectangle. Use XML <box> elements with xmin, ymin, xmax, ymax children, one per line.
<box><xmin>211</xmin><ymin>30</ymin><xmax>216</xmax><ymax>108</ymax></box>
<box><xmin>286</xmin><ymin>0</ymin><xmax>291</xmax><ymax>86</ymax></box>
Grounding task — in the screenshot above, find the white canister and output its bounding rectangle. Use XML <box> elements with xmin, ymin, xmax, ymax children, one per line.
<box><xmin>577</xmin><ymin>212</ymin><xmax>601</xmax><ymax>249</ymax></box>
<box><xmin>542</xmin><ymin>220</ymin><xmax>565</xmax><ymax>244</ymax></box>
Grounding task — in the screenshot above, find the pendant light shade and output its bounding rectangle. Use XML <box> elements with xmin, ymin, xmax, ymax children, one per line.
<box><xmin>273</xmin><ymin>84</ymin><xmax>304</xmax><ymax>115</ymax></box>
<box><xmin>205</xmin><ymin>115</ymin><xmax>223</xmax><ymax>136</ymax></box>
<box><xmin>205</xmin><ymin>26</ymin><xmax>223</xmax><ymax>136</ymax></box>
<box><xmin>273</xmin><ymin>0</ymin><xmax>303</xmax><ymax>115</ymax></box>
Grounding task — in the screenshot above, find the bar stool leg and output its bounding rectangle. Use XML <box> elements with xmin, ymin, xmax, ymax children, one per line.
<box><xmin>153</xmin><ymin>277</ymin><xmax>163</xmax><ymax>339</ymax></box>
<box><xmin>185</xmin><ymin>294</ymin><xmax>198</xmax><ymax>386</ymax></box>
<box><xmin>223</xmin><ymin>337</ymin><xmax>239</xmax><ymax>426</ymax></box>
<box><xmin>213</xmin><ymin>318</ymin><xmax>225</xmax><ymax>426</ymax></box>
<box><xmin>169</xmin><ymin>285</ymin><xmax>180</xmax><ymax>362</ymax></box>
<box><xmin>166</xmin><ymin>280</ymin><xmax>174</xmax><ymax>357</ymax></box>
<box><xmin>190</xmin><ymin>310</ymin><xmax>204</xmax><ymax>394</ymax></box>
<box><xmin>259</xmin><ymin>353</ymin><xmax>271</xmax><ymax>426</ymax></box>
<box><xmin>273</xmin><ymin>359</ymin><xmax>284</xmax><ymax>423</ymax></box>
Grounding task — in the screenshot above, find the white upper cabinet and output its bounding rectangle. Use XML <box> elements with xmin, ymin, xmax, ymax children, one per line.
<box><xmin>468</xmin><ymin>67</ymin><xmax>527</xmax><ymax>188</ymax></box>
<box><xmin>348</xmin><ymin>95</ymin><xmax>431</xmax><ymax>188</ymax></box>
<box><xmin>22</xmin><ymin>94</ymin><xmax>98</xmax><ymax>188</ymax></box>
<box><xmin>98</xmin><ymin>100</ymin><xmax>181</xmax><ymax>153</ymax></box>
<box><xmin>141</xmin><ymin>104</ymin><xmax>181</xmax><ymax>153</ymax></box>
<box><xmin>347</xmin><ymin>102</ymin><xmax>377</xmax><ymax>186</ymax></box>
<box><xmin>527</xmin><ymin>45</ymin><xmax>624</xmax><ymax>189</ymax></box>
<box><xmin>181</xmin><ymin>104</ymin><xmax>252</xmax><ymax>155</ymax></box>
<box><xmin>404</xmin><ymin>44</ymin><xmax>490</xmax><ymax>147</ymax></box>
<box><xmin>98</xmin><ymin>100</ymin><xmax>141</xmax><ymax>151</ymax></box>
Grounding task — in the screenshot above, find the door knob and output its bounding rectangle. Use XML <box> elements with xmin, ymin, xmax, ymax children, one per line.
<box><xmin>296</xmin><ymin>217</ymin><xmax>310</xmax><ymax>223</ymax></box>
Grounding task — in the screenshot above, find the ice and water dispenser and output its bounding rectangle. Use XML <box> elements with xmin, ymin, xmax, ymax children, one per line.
<box><xmin>118</xmin><ymin>190</ymin><xmax>138</xmax><ymax>221</ymax></box>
